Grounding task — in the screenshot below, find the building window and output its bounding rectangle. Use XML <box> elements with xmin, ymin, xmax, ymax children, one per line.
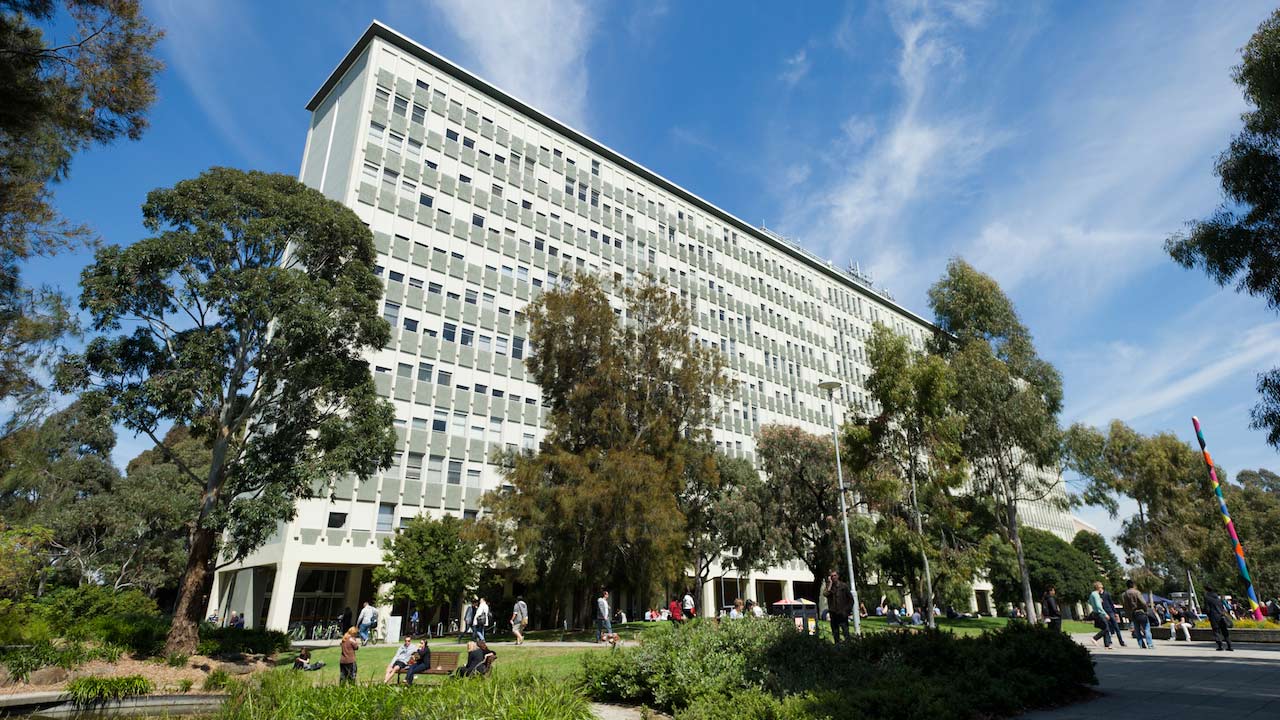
<box><xmin>428</xmin><ymin>455</ymin><xmax>444</xmax><ymax>483</ymax></box>
<box><xmin>512</xmin><ymin>337</ymin><xmax>525</xmax><ymax>359</ymax></box>
<box><xmin>447</xmin><ymin>460</ymin><xmax>462</xmax><ymax>485</ymax></box>
<box><xmin>460</xmin><ymin>328</ymin><xmax>474</xmax><ymax>346</ymax></box>
<box><xmin>405</xmin><ymin>452</ymin><xmax>424</xmax><ymax>480</ymax></box>
<box><xmin>433</xmin><ymin>409</ymin><xmax>447</xmax><ymax>432</ymax></box>
<box><xmin>437</xmin><ymin>370</ymin><xmax>451</xmax><ymax>386</ymax></box>
<box><xmin>393</xmin><ymin>94</ymin><xmax>408</xmax><ymax>117</ymax></box>
<box><xmin>377</xmin><ymin>503</ymin><xmax>395</xmax><ymax>532</ymax></box>
<box><xmin>417</xmin><ymin>362</ymin><xmax>433</xmax><ymax>382</ymax></box>
<box><xmin>396</xmin><ymin>362</ymin><xmax>412</xmax><ymax>379</ymax></box>
<box><xmin>466</xmin><ymin>468</ymin><xmax>481</xmax><ymax>488</ymax></box>
<box><xmin>327</xmin><ymin>512</ymin><xmax>347</xmax><ymax>529</ymax></box>
<box><xmin>403</xmin><ymin>318</ymin><xmax>418</xmax><ymax>332</ymax></box>
<box><xmin>419</xmin><ymin>193</ymin><xmax>433</xmax><ymax>207</ymax></box>
<box><xmin>383</xmin><ymin>301</ymin><xmax>400</xmax><ymax>325</ymax></box>
<box><xmin>443</xmin><ymin>322</ymin><xmax>457</xmax><ymax>342</ymax></box>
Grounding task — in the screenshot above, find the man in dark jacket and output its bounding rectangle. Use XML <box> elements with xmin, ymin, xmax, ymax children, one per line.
<box><xmin>1100</xmin><ymin>587</ymin><xmax>1126</xmax><ymax>647</ymax></box>
<box><xmin>823</xmin><ymin>570</ymin><xmax>855</xmax><ymax>642</ymax></box>
<box><xmin>1121</xmin><ymin>579</ymin><xmax>1154</xmax><ymax>649</ymax></box>
<box><xmin>1041</xmin><ymin>585</ymin><xmax>1062</xmax><ymax>632</ymax></box>
<box><xmin>1204</xmin><ymin>585</ymin><xmax>1234</xmax><ymax>651</ymax></box>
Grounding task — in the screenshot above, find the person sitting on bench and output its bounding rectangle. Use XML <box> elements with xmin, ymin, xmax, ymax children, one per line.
<box><xmin>457</xmin><ymin>640</ymin><xmax>496</xmax><ymax>677</ymax></box>
<box><xmin>385</xmin><ymin>636</ymin><xmax>417</xmax><ymax>682</ymax></box>
<box><xmin>403</xmin><ymin>639</ymin><xmax>433</xmax><ymax>686</ymax></box>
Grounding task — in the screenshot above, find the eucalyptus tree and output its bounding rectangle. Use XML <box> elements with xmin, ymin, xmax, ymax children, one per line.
<box><xmin>845</xmin><ymin>323</ymin><xmax>968</xmax><ymax>626</ymax></box>
<box><xmin>928</xmin><ymin>258</ymin><xmax>1065</xmax><ymax>623</ymax></box>
<box><xmin>63</xmin><ymin>168</ymin><xmax>396</xmax><ymax>654</ymax></box>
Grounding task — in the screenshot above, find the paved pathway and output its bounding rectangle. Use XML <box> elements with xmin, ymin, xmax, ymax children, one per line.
<box><xmin>1021</xmin><ymin>634</ymin><xmax>1280</xmax><ymax>719</ymax></box>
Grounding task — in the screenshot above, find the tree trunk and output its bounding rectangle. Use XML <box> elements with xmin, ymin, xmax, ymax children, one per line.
<box><xmin>1006</xmin><ymin>498</ymin><xmax>1037</xmax><ymax>624</ymax></box>
<box><xmin>908</xmin><ymin>462</ymin><xmax>936</xmax><ymax>629</ymax></box>
<box><xmin>164</xmin><ymin>527</ymin><xmax>217</xmax><ymax>655</ymax></box>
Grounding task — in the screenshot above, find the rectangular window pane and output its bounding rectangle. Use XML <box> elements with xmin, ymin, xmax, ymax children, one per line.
<box><xmin>377</xmin><ymin>503</ymin><xmax>395</xmax><ymax>532</ymax></box>
<box><xmin>447</xmin><ymin>460</ymin><xmax>462</xmax><ymax>485</ymax></box>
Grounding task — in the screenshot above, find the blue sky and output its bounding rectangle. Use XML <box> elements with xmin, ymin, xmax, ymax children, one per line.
<box><xmin>26</xmin><ymin>0</ymin><xmax>1280</xmax><ymax>548</ymax></box>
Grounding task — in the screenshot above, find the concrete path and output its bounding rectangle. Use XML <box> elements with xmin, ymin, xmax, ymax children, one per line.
<box><xmin>1021</xmin><ymin>633</ymin><xmax>1280</xmax><ymax>719</ymax></box>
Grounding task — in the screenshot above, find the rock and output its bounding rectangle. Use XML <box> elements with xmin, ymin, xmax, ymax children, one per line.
<box><xmin>28</xmin><ymin>666</ymin><xmax>70</xmax><ymax>686</ymax></box>
<box><xmin>220</xmin><ymin>662</ymin><xmax>255</xmax><ymax>676</ymax></box>
<box><xmin>0</xmin><ymin>666</ymin><xmax>14</xmax><ymax>688</ymax></box>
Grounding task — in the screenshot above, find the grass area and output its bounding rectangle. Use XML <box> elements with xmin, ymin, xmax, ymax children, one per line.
<box><xmin>797</xmin><ymin>614</ymin><xmax>1098</xmax><ymax>639</ymax></box>
<box><xmin>517</xmin><ymin>621</ymin><xmax>652</xmax><ymax>643</ymax></box>
<box><xmin>280</xmin><ymin>642</ymin><xmax>603</xmax><ymax>685</ymax></box>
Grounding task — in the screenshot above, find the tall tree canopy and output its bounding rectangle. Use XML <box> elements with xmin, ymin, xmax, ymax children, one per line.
<box><xmin>1</xmin><ymin>0</ymin><xmax>161</xmax><ymax>424</ymax></box>
<box><xmin>990</xmin><ymin>527</ymin><xmax>1096</xmax><ymax>606</ymax></box>
<box><xmin>479</xmin><ymin>274</ymin><xmax>727</xmax><ymax>624</ymax></box>
<box><xmin>755</xmin><ymin>424</ymin><xmax>874</xmax><ymax>590</ymax></box>
<box><xmin>62</xmin><ymin>168</ymin><xmax>396</xmax><ymax>654</ymax></box>
<box><xmin>1166</xmin><ymin>9</ymin><xmax>1280</xmax><ymax>448</ymax></box>
<box><xmin>928</xmin><ymin>258</ymin><xmax>1065</xmax><ymax>623</ymax></box>
<box><xmin>1071</xmin><ymin>530</ymin><xmax>1125</xmax><ymax>594</ymax></box>
<box><xmin>375</xmin><ymin>515</ymin><xmax>480</xmax><ymax>617</ymax></box>
<box><xmin>845</xmin><ymin>323</ymin><xmax>988</xmax><ymax>619</ymax></box>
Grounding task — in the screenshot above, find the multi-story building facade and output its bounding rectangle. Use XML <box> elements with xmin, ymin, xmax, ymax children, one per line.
<box><xmin>210</xmin><ymin>21</ymin><xmax>1076</xmax><ymax>633</ymax></box>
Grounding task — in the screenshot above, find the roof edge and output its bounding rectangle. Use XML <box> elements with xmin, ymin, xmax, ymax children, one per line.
<box><xmin>306</xmin><ymin>20</ymin><xmax>939</xmax><ymax>332</ymax></box>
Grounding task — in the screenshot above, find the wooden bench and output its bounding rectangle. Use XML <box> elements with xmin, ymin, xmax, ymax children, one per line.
<box><xmin>393</xmin><ymin>651</ymin><xmax>461</xmax><ymax>682</ymax></box>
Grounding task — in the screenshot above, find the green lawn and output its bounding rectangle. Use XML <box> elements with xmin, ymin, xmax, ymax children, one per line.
<box><xmin>802</xmin><ymin>614</ymin><xmax>1098</xmax><ymax>638</ymax></box>
<box><xmin>281</xmin><ymin>642</ymin><xmax>602</xmax><ymax>685</ymax></box>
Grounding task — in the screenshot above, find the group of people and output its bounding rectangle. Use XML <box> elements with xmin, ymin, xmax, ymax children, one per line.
<box><xmin>329</xmin><ymin>629</ymin><xmax>497</xmax><ymax>684</ymax></box>
<box><xmin>1081</xmin><ymin>579</ymin><xmax>1241</xmax><ymax>652</ymax></box>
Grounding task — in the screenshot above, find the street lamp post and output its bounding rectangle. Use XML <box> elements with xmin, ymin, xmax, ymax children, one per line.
<box><xmin>819</xmin><ymin>380</ymin><xmax>861</xmax><ymax>636</ymax></box>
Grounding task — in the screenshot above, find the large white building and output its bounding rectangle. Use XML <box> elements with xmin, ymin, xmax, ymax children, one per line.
<box><xmin>210</xmin><ymin>21</ymin><xmax>1076</xmax><ymax>633</ymax></box>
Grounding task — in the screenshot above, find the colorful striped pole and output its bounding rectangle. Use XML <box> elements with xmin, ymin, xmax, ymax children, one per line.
<box><xmin>1192</xmin><ymin>416</ymin><xmax>1264</xmax><ymax>621</ymax></box>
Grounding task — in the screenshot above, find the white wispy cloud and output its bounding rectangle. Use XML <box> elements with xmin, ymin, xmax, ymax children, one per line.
<box><xmin>959</xmin><ymin>3</ymin><xmax>1261</xmax><ymax>310</ymax></box>
<box><xmin>428</xmin><ymin>0</ymin><xmax>597</xmax><ymax>129</ymax></box>
<box><xmin>780</xmin><ymin>1</ymin><xmax>1000</xmax><ymax>293</ymax></box>
<box><xmin>150</xmin><ymin>0</ymin><xmax>273</xmax><ymax>167</ymax></box>
<box><xmin>780</xmin><ymin>49</ymin><xmax>811</xmax><ymax>87</ymax></box>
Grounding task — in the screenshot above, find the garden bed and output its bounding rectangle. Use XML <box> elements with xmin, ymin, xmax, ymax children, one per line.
<box><xmin>1150</xmin><ymin>626</ymin><xmax>1280</xmax><ymax>643</ymax></box>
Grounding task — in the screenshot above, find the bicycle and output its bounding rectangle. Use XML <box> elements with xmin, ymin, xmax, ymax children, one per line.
<box><xmin>287</xmin><ymin>622</ymin><xmax>307</xmax><ymax>642</ymax></box>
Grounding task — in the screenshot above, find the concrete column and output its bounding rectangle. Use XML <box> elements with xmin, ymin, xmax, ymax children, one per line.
<box><xmin>968</xmin><ymin>588</ymin><xmax>979</xmax><ymax>614</ymax></box>
<box><xmin>744</xmin><ymin>574</ymin><xmax>757</xmax><ymax>603</ymax></box>
<box><xmin>264</xmin><ymin>559</ymin><xmax>300</xmax><ymax>632</ymax></box>
<box><xmin>700</xmin><ymin>575</ymin><xmax>715</xmax><ymax>617</ymax></box>
<box><xmin>204</xmin><ymin>570</ymin><xmax>223</xmax><ymax>622</ymax></box>
<box><xmin>784</xmin><ymin>579</ymin><xmax>795</xmax><ymax>601</ymax></box>
<box><xmin>377</xmin><ymin>580</ymin><xmax>394</xmax><ymax>643</ymax></box>
<box><xmin>228</xmin><ymin>567</ymin><xmax>255</xmax><ymax>627</ymax></box>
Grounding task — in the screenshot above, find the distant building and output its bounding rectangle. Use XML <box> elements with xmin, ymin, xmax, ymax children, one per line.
<box><xmin>208</xmin><ymin>22</ymin><xmax>1077</xmax><ymax>631</ymax></box>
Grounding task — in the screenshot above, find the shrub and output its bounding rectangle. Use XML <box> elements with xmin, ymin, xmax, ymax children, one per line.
<box><xmin>203</xmin><ymin>668</ymin><xmax>231</xmax><ymax>691</ymax></box>
<box><xmin>90</xmin><ymin>643</ymin><xmax>128</xmax><ymax>663</ymax></box>
<box><xmin>198</xmin><ymin>627</ymin><xmax>290</xmax><ymax>656</ymax></box>
<box><xmin>65</xmin><ymin>675</ymin><xmax>154</xmax><ymax>706</ymax></box>
<box><xmin>177</xmin><ymin>678</ymin><xmax>195</xmax><ymax>693</ymax></box>
<box><xmin>580</xmin><ymin>619</ymin><xmax>1095</xmax><ymax>719</ymax></box>
<box><xmin>218</xmin><ymin>670</ymin><xmax>594</xmax><ymax>720</ymax></box>
<box><xmin>167</xmin><ymin>653</ymin><xmax>189</xmax><ymax>668</ymax></box>
<box><xmin>0</xmin><ymin>640</ymin><xmax>86</xmax><ymax>680</ymax></box>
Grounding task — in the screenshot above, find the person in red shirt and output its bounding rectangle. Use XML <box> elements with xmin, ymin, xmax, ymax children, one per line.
<box><xmin>668</xmin><ymin>597</ymin><xmax>684</xmax><ymax>623</ymax></box>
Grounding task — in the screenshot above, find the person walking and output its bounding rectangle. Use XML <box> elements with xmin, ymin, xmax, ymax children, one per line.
<box><xmin>1122</xmin><ymin>579</ymin><xmax>1155</xmax><ymax>649</ymax></box>
<box><xmin>1100</xmin><ymin>585</ymin><xmax>1126</xmax><ymax>647</ymax></box>
<box><xmin>474</xmin><ymin>597</ymin><xmax>491</xmax><ymax>643</ymax></box>
<box><xmin>823</xmin><ymin>569</ymin><xmax>855</xmax><ymax>642</ymax></box>
<box><xmin>357</xmin><ymin>601</ymin><xmax>376</xmax><ymax>645</ymax></box>
<box><xmin>667</xmin><ymin>596</ymin><xmax>684</xmax><ymax>623</ymax></box>
<box><xmin>409</xmin><ymin>608</ymin><xmax>419</xmax><ymax>637</ymax></box>
<box><xmin>339</xmin><ymin>606</ymin><xmax>353</xmax><ymax>637</ymax></box>
<box><xmin>596</xmin><ymin>590</ymin><xmax>612</xmax><ymax>643</ymax></box>
<box><xmin>1204</xmin><ymin>585</ymin><xmax>1234</xmax><ymax>651</ymax></box>
<box><xmin>1041</xmin><ymin>585</ymin><xmax>1062</xmax><ymax>632</ymax></box>
<box><xmin>682</xmin><ymin>589</ymin><xmax>697</xmax><ymax>619</ymax></box>
<box><xmin>339</xmin><ymin>626</ymin><xmax>359</xmax><ymax>684</ymax></box>
<box><xmin>1087</xmin><ymin>582</ymin><xmax>1112</xmax><ymax>648</ymax></box>
<box><xmin>460</xmin><ymin>599</ymin><xmax>477</xmax><ymax>643</ymax></box>
<box><xmin>510</xmin><ymin>596</ymin><xmax>529</xmax><ymax>646</ymax></box>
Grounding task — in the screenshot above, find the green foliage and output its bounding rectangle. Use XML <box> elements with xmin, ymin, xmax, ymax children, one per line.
<box><xmin>177</xmin><ymin>678</ymin><xmax>194</xmax><ymax>693</ymax></box>
<box><xmin>65</xmin><ymin>675</ymin><xmax>153</xmax><ymax>706</ymax></box>
<box><xmin>166</xmin><ymin>653</ymin><xmax>188</xmax><ymax>668</ymax></box>
<box><xmin>927</xmin><ymin>259</ymin><xmax>1065</xmax><ymax>622</ymax></box>
<box><xmin>34</xmin><ymin>585</ymin><xmax>167</xmax><ymax>654</ymax></box>
<box><xmin>218</xmin><ymin>668</ymin><xmax>594</xmax><ymax>720</ymax></box>
<box><xmin>373</xmin><ymin>514</ymin><xmax>480</xmax><ymax>612</ymax></box>
<box><xmin>753</xmin><ymin>425</ymin><xmax>852</xmax><ymax>588</ymax></box>
<box><xmin>989</xmin><ymin>527</ymin><xmax>1097</xmax><ymax>604</ymax></box>
<box><xmin>581</xmin><ymin>618</ymin><xmax>1095</xmax><ymax>719</ymax></box>
<box><xmin>0</xmin><ymin>0</ymin><xmax>162</xmax><ymax>421</ymax></box>
<box><xmin>0</xmin><ymin>635</ymin><xmax>137</xmax><ymax>680</ymax></box>
<box><xmin>479</xmin><ymin>274</ymin><xmax>726</xmax><ymax>621</ymax></box>
<box><xmin>1166</xmin><ymin>9</ymin><xmax>1280</xmax><ymax>448</ymax></box>
<box><xmin>0</xmin><ymin>524</ymin><xmax>52</xmax><ymax>598</ymax></box>
<box><xmin>203</xmin><ymin>668</ymin><xmax>231</xmax><ymax>691</ymax></box>
<box><xmin>1071</xmin><ymin>530</ymin><xmax>1125</xmax><ymax>593</ymax></box>
<box><xmin>65</xmin><ymin>167</ymin><xmax>397</xmax><ymax>653</ymax></box>
<box><xmin>197</xmin><ymin>626</ymin><xmax>290</xmax><ymax>657</ymax></box>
